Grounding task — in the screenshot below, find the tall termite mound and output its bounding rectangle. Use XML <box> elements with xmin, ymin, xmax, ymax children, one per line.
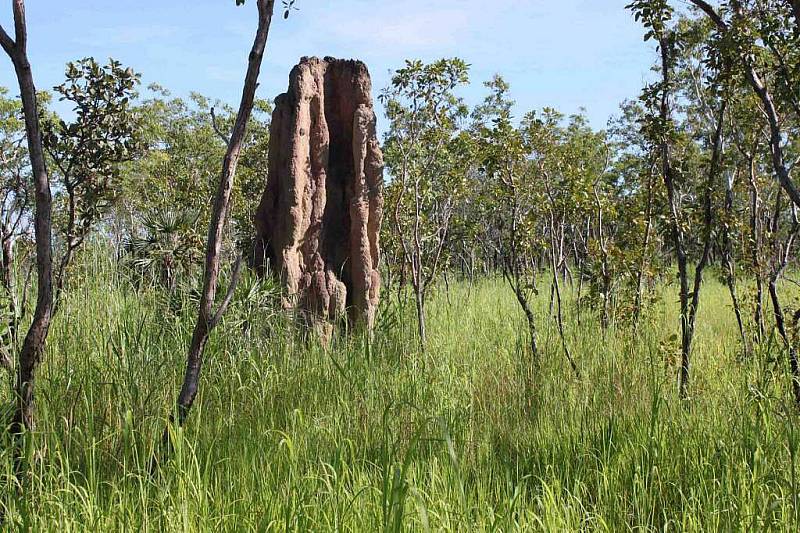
<box><xmin>253</xmin><ymin>56</ymin><xmax>384</xmax><ymax>338</ymax></box>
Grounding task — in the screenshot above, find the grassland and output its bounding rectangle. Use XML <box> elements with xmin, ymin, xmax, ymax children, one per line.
<box><xmin>2</xmin><ymin>253</ymin><xmax>800</xmax><ymax>531</ymax></box>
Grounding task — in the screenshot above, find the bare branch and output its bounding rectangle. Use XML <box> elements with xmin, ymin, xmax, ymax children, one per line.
<box><xmin>0</xmin><ymin>23</ymin><xmax>14</xmax><ymax>55</ymax></box>
<box><xmin>687</xmin><ymin>0</ymin><xmax>727</xmax><ymax>29</ymax></box>
<box><xmin>210</xmin><ymin>107</ymin><xmax>231</xmax><ymax>145</ymax></box>
<box><xmin>209</xmin><ymin>253</ymin><xmax>244</xmax><ymax>328</ymax></box>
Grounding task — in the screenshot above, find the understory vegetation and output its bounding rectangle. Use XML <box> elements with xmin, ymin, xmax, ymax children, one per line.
<box><xmin>1</xmin><ymin>253</ymin><xmax>799</xmax><ymax>530</ymax></box>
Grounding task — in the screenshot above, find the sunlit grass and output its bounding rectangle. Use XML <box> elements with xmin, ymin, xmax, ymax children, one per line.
<box><xmin>1</xmin><ymin>253</ymin><xmax>799</xmax><ymax>531</ymax></box>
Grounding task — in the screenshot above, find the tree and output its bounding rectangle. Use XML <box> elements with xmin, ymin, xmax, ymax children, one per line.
<box><xmin>0</xmin><ymin>0</ymin><xmax>55</xmax><ymax>436</ymax></box>
<box><xmin>161</xmin><ymin>0</ymin><xmax>276</xmax><ymax>457</ymax></box>
<box><xmin>472</xmin><ymin>76</ymin><xmax>543</xmax><ymax>360</ymax></box>
<box><xmin>630</xmin><ymin>0</ymin><xmax>728</xmax><ymax>398</ymax></box>
<box><xmin>688</xmin><ymin>0</ymin><xmax>800</xmax><ymax>209</ymax></box>
<box><xmin>381</xmin><ymin>58</ymin><xmax>471</xmax><ymax>347</ymax></box>
<box><xmin>703</xmin><ymin>1</ymin><xmax>800</xmax><ymax>404</ymax></box>
<box><xmin>525</xmin><ymin>109</ymin><xmax>594</xmax><ymax>378</ymax></box>
<box><xmin>42</xmin><ymin>57</ymin><xmax>141</xmax><ymax>308</ymax></box>
<box><xmin>0</xmin><ymin>86</ymin><xmax>33</xmax><ymax>366</ymax></box>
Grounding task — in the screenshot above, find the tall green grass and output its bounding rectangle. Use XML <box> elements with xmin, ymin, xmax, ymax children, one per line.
<box><xmin>1</xmin><ymin>252</ymin><xmax>800</xmax><ymax>531</ymax></box>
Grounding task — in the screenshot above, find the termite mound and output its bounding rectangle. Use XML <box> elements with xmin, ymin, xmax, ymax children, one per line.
<box><xmin>253</xmin><ymin>56</ymin><xmax>384</xmax><ymax>340</ymax></box>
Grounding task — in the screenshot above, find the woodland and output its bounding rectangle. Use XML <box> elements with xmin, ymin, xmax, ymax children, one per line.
<box><xmin>1</xmin><ymin>0</ymin><xmax>800</xmax><ymax>530</ymax></box>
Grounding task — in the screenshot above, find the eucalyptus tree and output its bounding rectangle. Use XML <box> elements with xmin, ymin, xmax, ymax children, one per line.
<box><xmin>763</xmin><ymin>182</ymin><xmax>800</xmax><ymax>405</ymax></box>
<box><xmin>630</xmin><ymin>0</ymin><xmax>730</xmax><ymax>398</ymax></box>
<box><xmin>688</xmin><ymin>0</ymin><xmax>800</xmax><ymax>209</ymax></box>
<box><xmin>676</xmin><ymin>14</ymin><xmax>753</xmax><ymax>356</ymax></box>
<box><xmin>472</xmin><ymin>76</ymin><xmax>543</xmax><ymax>359</ymax></box>
<box><xmin>729</xmin><ymin>89</ymin><xmax>770</xmax><ymax>344</ymax></box>
<box><xmin>630</xmin><ymin>1</ymin><xmax>691</xmax><ymax>395</ymax></box>
<box><xmin>666</xmin><ymin>0</ymin><xmax>800</xmax><ymax>404</ymax></box>
<box><xmin>0</xmin><ymin>0</ymin><xmax>55</xmax><ymax>435</ymax></box>
<box><xmin>523</xmin><ymin>109</ymin><xmax>590</xmax><ymax>377</ymax></box>
<box><xmin>381</xmin><ymin>58</ymin><xmax>471</xmax><ymax>347</ymax></box>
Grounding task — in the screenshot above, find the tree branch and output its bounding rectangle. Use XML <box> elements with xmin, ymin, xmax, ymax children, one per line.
<box><xmin>209</xmin><ymin>253</ymin><xmax>244</xmax><ymax>328</ymax></box>
<box><xmin>689</xmin><ymin>0</ymin><xmax>800</xmax><ymax>210</ymax></box>
<box><xmin>210</xmin><ymin>107</ymin><xmax>231</xmax><ymax>145</ymax></box>
<box><xmin>169</xmin><ymin>0</ymin><xmax>275</xmax><ymax>434</ymax></box>
<box><xmin>0</xmin><ymin>23</ymin><xmax>14</xmax><ymax>55</ymax></box>
<box><xmin>12</xmin><ymin>0</ymin><xmax>26</xmax><ymax>52</ymax></box>
<box><xmin>688</xmin><ymin>0</ymin><xmax>727</xmax><ymax>29</ymax></box>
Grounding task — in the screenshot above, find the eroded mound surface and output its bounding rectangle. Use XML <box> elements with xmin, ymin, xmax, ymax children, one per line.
<box><xmin>254</xmin><ymin>56</ymin><xmax>383</xmax><ymax>338</ymax></box>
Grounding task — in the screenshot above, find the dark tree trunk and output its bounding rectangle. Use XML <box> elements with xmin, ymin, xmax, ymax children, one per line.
<box><xmin>656</xmin><ymin>34</ymin><xmax>692</xmax><ymax>397</ymax></box>
<box><xmin>1</xmin><ymin>1</ymin><xmax>55</xmax><ymax>436</ymax></box>
<box><xmin>161</xmin><ymin>0</ymin><xmax>274</xmax><ymax>451</ymax></box>
<box><xmin>679</xmin><ymin>100</ymin><xmax>725</xmax><ymax>398</ymax></box>
<box><xmin>748</xmin><ymin>159</ymin><xmax>766</xmax><ymax>343</ymax></box>
<box><xmin>512</xmin><ymin>285</ymin><xmax>538</xmax><ymax>359</ymax></box>
<box><xmin>769</xmin><ymin>278</ymin><xmax>800</xmax><ymax>407</ymax></box>
<box><xmin>549</xmin><ymin>238</ymin><xmax>579</xmax><ymax>379</ymax></box>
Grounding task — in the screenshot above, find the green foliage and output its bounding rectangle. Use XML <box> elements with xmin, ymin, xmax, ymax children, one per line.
<box><xmin>122</xmin><ymin>87</ymin><xmax>270</xmax><ymax>256</ymax></box>
<box><xmin>626</xmin><ymin>0</ymin><xmax>674</xmax><ymax>42</ymax></box>
<box><xmin>43</xmin><ymin>58</ymin><xmax>142</xmax><ymax>255</ymax></box>
<box><xmin>1</xmin><ymin>251</ymin><xmax>799</xmax><ymax>529</ymax></box>
<box><xmin>380</xmin><ymin>58</ymin><xmax>472</xmax><ymax>340</ymax></box>
<box><xmin>471</xmin><ymin>77</ymin><xmax>542</xmax><ymax>279</ymax></box>
<box><xmin>2</xmin><ymin>1</ymin><xmax>800</xmax><ymax>527</ymax></box>
<box><xmin>122</xmin><ymin>208</ymin><xmax>203</xmax><ymax>291</ymax></box>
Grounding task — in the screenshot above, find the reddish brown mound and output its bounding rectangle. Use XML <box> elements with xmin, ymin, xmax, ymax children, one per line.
<box><xmin>253</xmin><ymin>56</ymin><xmax>383</xmax><ymax>338</ymax></box>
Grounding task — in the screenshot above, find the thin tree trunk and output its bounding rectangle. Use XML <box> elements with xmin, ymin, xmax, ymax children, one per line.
<box><xmin>656</xmin><ymin>34</ymin><xmax>692</xmax><ymax>398</ymax></box>
<box><xmin>770</xmin><ymin>277</ymin><xmax>800</xmax><ymax>407</ymax></box>
<box><xmin>1</xmin><ymin>1</ymin><xmax>55</xmax><ymax>436</ymax></box>
<box><xmin>411</xmin><ymin>177</ymin><xmax>427</xmax><ymax>349</ymax></box>
<box><xmin>574</xmin><ymin>242</ymin><xmax>584</xmax><ymax>314</ymax></box>
<box><xmin>721</xmin><ymin>169</ymin><xmax>749</xmax><ymax>357</ymax></box>
<box><xmin>415</xmin><ymin>287</ymin><xmax>426</xmax><ymax>347</ymax></box>
<box><xmin>679</xmin><ymin>99</ymin><xmax>726</xmax><ymax>398</ymax></box>
<box><xmin>549</xmin><ymin>232</ymin><xmax>579</xmax><ymax>379</ymax></box>
<box><xmin>514</xmin><ymin>286</ymin><xmax>538</xmax><ymax>359</ymax></box>
<box><xmin>765</xmin><ymin>185</ymin><xmax>800</xmax><ymax>408</ymax></box>
<box><xmin>164</xmin><ymin>0</ymin><xmax>274</xmax><ymax>444</ymax></box>
<box><xmin>748</xmin><ymin>157</ymin><xmax>766</xmax><ymax>343</ymax></box>
<box><xmin>540</xmin><ymin>174</ymin><xmax>579</xmax><ymax>378</ymax></box>
<box><xmin>633</xmin><ymin>164</ymin><xmax>655</xmax><ymax>333</ymax></box>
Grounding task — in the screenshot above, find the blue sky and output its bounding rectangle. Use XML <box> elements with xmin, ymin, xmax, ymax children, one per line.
<box><xmin>0</xmin><ymin>0</ymin><xmax>656</xmax><ymax>130</ymax></box>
